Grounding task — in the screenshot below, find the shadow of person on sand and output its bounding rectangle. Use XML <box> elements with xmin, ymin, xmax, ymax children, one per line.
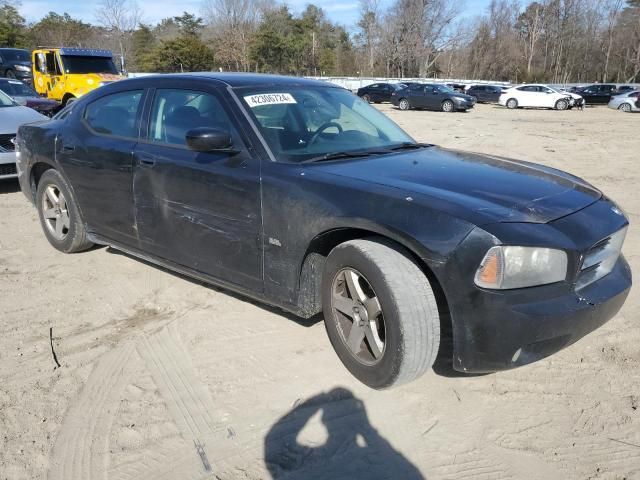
<box><xmin>264</xmin><ymin>387</ymin><xmax>425</xmax><ymax>480</ymax></box>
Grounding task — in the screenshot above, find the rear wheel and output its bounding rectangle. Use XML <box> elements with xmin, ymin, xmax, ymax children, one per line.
<box><xmin>506</xmin><ymin>98</ymin><xmax>518</xmax><ymax>109</ymax></box>
<box><xmin>398</xmin><ymin>98</ymin><xmax>410</xmax><ymax>110</ymax></box>
<box><xmin>555</xmin><ymin>98</ymin><xmax>569</xmax><ymax>111</ymax></box>
<box><xmin>441</xmin><ymin>100</ymin><xmax>454</xmax><ymax>112</ymax></box>
<box><xmin>36</xmin><ymin>169</ymin><xmax>93</xmax><ymax>253</ymax></box>
<box><xmin>322</xmin><ymin>238</ymin><xmax>440</xmax><ymax>389</ymax></box>
<box><xmin>619</xmin><ymin>103</ymin><xmax>632</xmax><ymax>112</ymax></box>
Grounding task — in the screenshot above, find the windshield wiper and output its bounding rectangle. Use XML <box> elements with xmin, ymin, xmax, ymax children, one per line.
<box><xmin>303</xmin><ymin>149</ymin><xmax>391</xmax><ymax>163</ymax></box>
<box><xmin>389</xmin><ymin>142</ymin><xmax>434</xmax><ymax>151</ymax></box>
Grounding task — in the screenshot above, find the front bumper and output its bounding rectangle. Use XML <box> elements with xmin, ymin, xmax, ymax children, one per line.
<box><xmin>439</xmin><ymin>198</ymin><xmax>632</xmax><ymax>373</ymax></box>
<box><xmin>0</xmin><ymin>151</ymin><xmax>17</xmax><ymax>179</ymax></box>
<box><xmin>454</xmin><ymin>100</ymin><xmax>475</xmax><ymax>110</ymax></box>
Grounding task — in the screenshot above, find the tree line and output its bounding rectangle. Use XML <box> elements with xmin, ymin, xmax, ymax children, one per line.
<box><xmin>1</xmin><ymin>0</ymin><xmax>639</xmax><ymax>83</ymax></box>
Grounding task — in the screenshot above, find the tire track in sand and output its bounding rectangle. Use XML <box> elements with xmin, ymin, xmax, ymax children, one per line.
<box><xmin>48</xmin><ymin>342</ymin><xmax>136</xmax><ymax>480</ymax></box>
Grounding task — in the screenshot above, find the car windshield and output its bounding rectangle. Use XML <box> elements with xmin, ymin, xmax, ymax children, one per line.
<box><xmin>2</xmin><ymin>49</ymin><xmax>30</xmax><ymax>62</ymax></box>
<box><xmin>60</xmin><ymin>56</ymin><xmax>118</xmax><ymax>74</ymax></box>
<box><xmin>238</xmin><ymin>86</ymin><xmax>415</xmax><ymax>163</ymax></box>
<box><xmin>0</xmin><ymin>90</ymin><xmax>17</xmax><ymax>107</ymax></box>
<box><xmin>0</xmin><ymin>80</ymin><xmax>37</xmax><ymax>97</ymax></box>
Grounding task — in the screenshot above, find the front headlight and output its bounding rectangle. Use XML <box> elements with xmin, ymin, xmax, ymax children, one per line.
<box><xmin>15</xmin><ymin>65</ymin><xmax>31</xmax><ymax>72</ymax></box>
<box><xmin>475</xmin><ymin>246</ymin><xmax>568</xmax><ymax>289</ymax></box>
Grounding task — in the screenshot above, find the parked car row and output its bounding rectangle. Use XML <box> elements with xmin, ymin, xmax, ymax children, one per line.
<box><xmin>357</xmin><ymin>80</ymin><xmax>638</xmax><ymax>113</ymax></box>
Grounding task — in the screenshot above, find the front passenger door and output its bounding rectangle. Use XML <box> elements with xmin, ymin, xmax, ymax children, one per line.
<box><xmin>133</xmin><ymin>87</ymin><xmax>262</xmax><ymax>291</ymax></box>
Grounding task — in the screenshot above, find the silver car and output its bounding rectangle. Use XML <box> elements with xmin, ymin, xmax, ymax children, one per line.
<box><xmin>608</xmin><ymin>91</ymin><xmax>640</xmax><ymax>113</ymax></box>
<box><xmin>0</xmin><ymin>90</ymin><xmax>47</xmax><ymax>179</ymax></box>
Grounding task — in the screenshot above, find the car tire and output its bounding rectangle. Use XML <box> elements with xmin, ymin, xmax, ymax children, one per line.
<box><xmin>619</xmin><ymin>103</ymin><xmax>632</xmax><ymax>112</ymax></box>
<box><xmin>398</xmin><ymin>98</ymin><xmax>410</xmax><ymax>110</ymax></box>
<box><xmin>322</xmin><ymin>238</ymin><xmax>440</xmax><ymax>389</ymax></box>
<box><xmin>441</xmin><ymin>100</ymin><xmax>454</xmax><ymax>112</ymax></box>
<box><xmin>362</xmin><ymin>94</ymin><xmax>371</xmax><ymax>103</ymax></box>
<box><xmin>555</xmin><ymin>99</ymin><xmax>569</xmax><ymax>111</ymax></box>
<box><xmin>36</xmin><ymin>169</ymin><xmax>93</xmax><ymax>253</ymax></box>
<box><xmin>506</xmin><ymin>98</ymin><xmax>518</xmax><ymax>109</ymax></box>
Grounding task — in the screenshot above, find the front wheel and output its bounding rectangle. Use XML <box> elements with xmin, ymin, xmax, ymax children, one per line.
<box><xmin>441</xmin><ymin>100</ymin><xmax>454</xmax><ymax>112</ymax></box>
<box><xmin>398</xmin><ymin>98</ymin><xmax>410</xmax><ymax>110</ymax></box>
<box><xmin>362</xmin><ymin>94</ymin><xmax>371</xmax><ymax>103</ymax></box>
<box><xmin>36</xmin><ymin>169</ymin><xmax>93</xmax><ymax>253</ymax></box>
<box><xmin>322</xmin><ymin>238</ymin><xmax>440</xmax><ymax>389</ymax></box>
<box><xmin>555</xmin><ymin>99</ymin><xmax>569</xmax><ymax>111</ymax></box>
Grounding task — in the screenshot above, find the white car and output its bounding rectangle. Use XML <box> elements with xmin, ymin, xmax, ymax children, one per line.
<box><xmin>0</xmin><ymin>89</ymin><xmax>47</xmax><ymax>180</ymax></box>
<box><xmin>499</xmin><ymin>84</ymin><xmax>574</xmax><ymax>111</ymax></box>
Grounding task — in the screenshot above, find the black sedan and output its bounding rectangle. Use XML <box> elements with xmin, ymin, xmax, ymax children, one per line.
<box><xmin>0</xmin><ymin>78</ymin><xmax>59</xmax><ymax>115</ymax></box>
<box><xmin>466</xmin><ymin>84</ymin><xmax>503</xmax><ymax>103</ymax></box>
<box><xmin>16</xmin><ymin>74</ymin><xmax>631</xmax><ymax>389</ymax></box>
<box><xmin>356</xmin><ymin>82</ymin><xmax>406</xmax><ymax>103</ymax></box>
<box><xmin>573</xmin><ymin>84</ymin><xmax>618</xmax><ymax>104</ymax></box>
<box><xmin>391</xmin><ymin>83</ymin><xmax>476</xmax><ymax>111</ymax></box>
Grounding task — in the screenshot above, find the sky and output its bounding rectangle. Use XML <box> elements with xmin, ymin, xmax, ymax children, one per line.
<box><xmin>18</xmin><ymin>0</ymin><xmax>510</xmax><ymax>29</ymax></box>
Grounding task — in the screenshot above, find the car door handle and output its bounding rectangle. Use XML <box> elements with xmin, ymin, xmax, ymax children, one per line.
<box><xmin>61</xmin><ymin>144</ymin><xmax>75</xmax><ymax>154</ymax></box>
<box><xmin>137</xmin><ymin>153</ymin><xmax>156</xmax><ymax>167</ymax></box>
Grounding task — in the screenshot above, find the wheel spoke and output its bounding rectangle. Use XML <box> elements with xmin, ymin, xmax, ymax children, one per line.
<box><xmin>44</xmin><ymin>208</ymin><xmax>57</xmax><ymax>219</ymax></box>
<box><xmin>61</xmin><ymin>212</ymin><xmax>70</xmax><ymax>229</ymax></box>
<box><xmin>58</xmin><ymin>192</ymin><xmax>66</xmax><ymax>210</ymax></box>
<box><xmin>364</xmin><ymin>323</ymin><xmax>384</xmax><ymax>359</ymax></box>
<box><xmin>333</xmin><ymin>293</ymin><xmax>355</xmax><ymax>317</ymax></box>
<box><xmin>55</xmin><ymin>218</ymin><xmax>64</xmax><ymax>237</ymax></box>
<box><xmin>46</xmin><ymin>187</ymin><xmax>58</xmax><ymax>206</ymax></box>
<box><xmin>344</xmin><ymin>270</ymin><xmax>366</xmax><ymax>303</ymax></box>
<box><xmin>363</xmin><ymin>296</ymin><xmax>381</xmax><ymax>319</ymax></box>
<box><xmin>346</xmin><ymin>322</ymin><xmax>365</xmax><ymax>354</ymax></box>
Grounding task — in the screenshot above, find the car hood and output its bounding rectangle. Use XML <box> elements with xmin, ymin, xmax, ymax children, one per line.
<box><xmin>0</xmin><ymin>105</ymin><xmax>48</xmax><ymax>133</ymax></box>
<box><xmin>311</xmin><ymin>147</ymin><xmax>601</xmax><ymax>224</ymax></box>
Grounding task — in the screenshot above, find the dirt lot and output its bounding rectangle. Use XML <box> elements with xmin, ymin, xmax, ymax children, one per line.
<box><xmin>1</xmin><ymin>103</ymin><xmax>638</xmax><ymax>480</ymax></box>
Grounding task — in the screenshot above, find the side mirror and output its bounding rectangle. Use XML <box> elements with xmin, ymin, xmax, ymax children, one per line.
<box><xmin>185</xmin><ymin>127</ymin><xmax>233</xmax><ymax>152</ymax></box>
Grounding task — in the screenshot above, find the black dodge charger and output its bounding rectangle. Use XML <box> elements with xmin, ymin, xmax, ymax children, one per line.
<box><xmin>16</xmin><ymin>74</ymin><xmax>631</xmax><ymax>389</ymax></box>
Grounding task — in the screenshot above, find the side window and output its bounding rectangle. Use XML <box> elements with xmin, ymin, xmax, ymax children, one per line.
<box><xmin>84</xmin><ymin>90</ymin><xmax>142</xmax><ymax>138</ymax></box>
<box><xmin>148</xmin><ymin>89</ymin><xmax>236</xmax><ymax>147</ymax></box>
<box><xmin>369</xmin><ymin>84</ymin><xmax>379</xmax><ymax>89</ymax></box>
<box><xmin>409</xmin><ymin>84</ymin><xmax>423</xmax><ymax>92</ymax></box>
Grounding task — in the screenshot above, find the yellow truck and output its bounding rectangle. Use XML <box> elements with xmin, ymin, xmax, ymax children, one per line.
<box><xmin>32</xmin><ymin>48</ymin><xmax>124</xmax><ymax>106</ymax></box>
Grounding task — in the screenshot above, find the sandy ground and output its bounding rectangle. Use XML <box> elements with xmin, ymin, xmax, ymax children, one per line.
<box><xmin>1</xmin><ymin>103</ymin><xmax>638</xmax><ymax>480</ymax></box>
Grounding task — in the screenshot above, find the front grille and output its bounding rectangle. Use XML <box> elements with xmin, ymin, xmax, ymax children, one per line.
<box><xmin>0</xmin><ymin>134</ymin><xmax>16</xmax><ymax>151</ymax></box>
<box><xmin>0</xmin><ymin>163</ymin><xmax>17</xmax><ymax>176</ymax></box>
<box><xmin>576</xmin><ymin>227</ymin><xmax>627</xmax><ymax>290</ymax></box>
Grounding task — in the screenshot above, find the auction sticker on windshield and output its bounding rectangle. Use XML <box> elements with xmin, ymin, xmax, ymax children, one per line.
<box><xmin>244</xmin><ymin>93</ymin><xmax>297</xmax><ymax>107</ymax></box>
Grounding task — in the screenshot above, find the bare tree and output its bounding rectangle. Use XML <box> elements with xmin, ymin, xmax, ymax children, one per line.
<box><xmin>95</xmin><ymin>0</ymin><xmax>142</xmax><ymax>68</ymax></box>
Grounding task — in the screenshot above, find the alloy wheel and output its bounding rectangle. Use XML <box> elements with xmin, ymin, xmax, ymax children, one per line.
<box><xmin>399</xmin><ymin>99</ymin><xmax>410</xmax><ymax>110</ymax></box>
<box><xmin>619</xmin><ymin>103</ymin><xmax>631</xmax><ymax>112</ymax></box>
<box><xmin>42</xmin><ymin>185</ymin><xmax>70</xmax><ymax>240</ymax></box>
<box><xmin>442</xmin><ymin>100</ymin><xmax>454</xmax><ymax>112</ymax></box>
<box><xmin>331</xmin><ymin>268</ymin><xmax>386</xmax><ymax>365</ymax></box>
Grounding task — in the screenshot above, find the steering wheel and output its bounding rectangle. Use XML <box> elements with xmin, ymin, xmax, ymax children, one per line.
<box><xmin>308</xmin><ymin>122</ymin><xmax>343</xmax><ymax>146</ymax></box>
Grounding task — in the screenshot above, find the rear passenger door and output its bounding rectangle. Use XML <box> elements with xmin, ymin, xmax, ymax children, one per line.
<box><xmin>58</xmin><ymin>89</ymin><xmax>145</xmax><ymax>246</ymax></box>
<box><xmin>133</xmin><ymin>84</ymin><xmax>263</xmax><ymax>291</ymax></box>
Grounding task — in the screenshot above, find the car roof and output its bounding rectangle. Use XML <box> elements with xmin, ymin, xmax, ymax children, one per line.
<box><xmin>0</xmin><ymin>48</ymin><xmax>29</xmax><ymax>52</ymax></box>
<box><xmin>127</xmin><ymin>72</ymin><xmax>334</xmax><ymax>89</ymax></box>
